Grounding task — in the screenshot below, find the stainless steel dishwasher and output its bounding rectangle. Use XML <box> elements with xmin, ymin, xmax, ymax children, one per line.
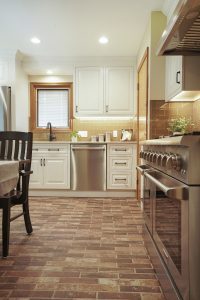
<box><xmin>71</xmin><ymin>143</ymin><xmax>106</xmax><ymax>191</ymax></box>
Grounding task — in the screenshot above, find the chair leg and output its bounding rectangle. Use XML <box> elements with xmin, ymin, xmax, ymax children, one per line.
<box><xmin>2</xmin><ymin>199</ymin><xmax>11</xmax><ymax>258</ymax></box>
<box><xmin>23</xmin><ymin>200</ymin><xmax>33</xmax><ymax>234</ymax></box>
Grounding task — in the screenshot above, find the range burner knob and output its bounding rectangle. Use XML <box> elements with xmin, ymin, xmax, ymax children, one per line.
<box><xmin>149</xmin><ymin>152</ymin><xmax>154</xmax><ymax>162</ymax></box>
<box><xmin>143</xmin><ymin>151</ymin><xmax>150</xmax><ymax>160</ymax></box>
<box><xmin>139</xmin><ymin>150</ymin><xmax>143</xmax><ymax>158</ymax></box>
<box><xmin>143</xmin><ymin>151</ymin><xmax>147</xmax><ymax>160</ymax></box>
<box><xmin>152</xmin><ymin>152</ymin><xmax>158</xmax><ymax>163</ymax></box>
<box><xmin>161</xmin><ymin>154</ymin><xmax>169</xmax><ymax>167</ymax></box>
<box><xmin>166</xmin><ymin>154</ymin><xmax>174</xmax><ymax>169</ymax></box>
<box><xmin>156</xmin><ymin>153</ymin><xmax>164</xmax><ymax>166</ymax></box>
<box><xmin>172</xmin><ymin>154</ymin><xmax>182</xmax><ymax>171</ymax></box>
<box><xmin>146</xmin><ymin>151</ymin><xmax>152</xmax><ymax>161</ymax></box>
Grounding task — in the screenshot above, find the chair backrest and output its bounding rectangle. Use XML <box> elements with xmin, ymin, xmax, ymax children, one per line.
<box><xmin>0</xmin><ymin>131</ymin><xmax>33</xmax><ymax>172</ymax></box>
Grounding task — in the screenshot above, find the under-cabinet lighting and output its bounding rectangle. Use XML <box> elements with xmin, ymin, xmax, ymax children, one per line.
<box><xmin>170</xmin><ymin>91</ymin><xmax>200</xmax><ymax>101</ymax></box>
<box><xmin>75</xmin><ymin>116</ymin><xmax>134</xmax><ymax>121</ymax></box>
<box><xmin>46</xmin><ymin>70</ymin><xmax>53</xmax><ymax>75</ymax></box>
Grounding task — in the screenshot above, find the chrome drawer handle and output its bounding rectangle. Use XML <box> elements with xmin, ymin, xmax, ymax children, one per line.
<box><xmin>115</xmin><ymin>162</ymin><xmax>127</xmax><ymax>165</ymax></box>
<box><xmin>33</xmin><ymin>148</ymin><xmax>39</xmax><ymax>151</ymax></box>
<box><xmin>72</xmin><ymin>146</ymin><xmax>105</xmax><ymax>150</ymax></box>
<box><xmin>48</xmin><ymin>148</ymin><xmax>60</xmax><ymax>151</ymax></box>
<box><xmin>115</xmin><ymin>178</ymin><xmax>127</xmax><ymax>182</ymax></box>
<box><xmin>114</xmin><ymin>149</ymin><xmax>127</xmax><ymax>152</ymax></box>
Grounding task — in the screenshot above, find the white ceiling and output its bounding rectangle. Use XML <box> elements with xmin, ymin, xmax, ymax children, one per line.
<box><xmin>0</xmin><ymin>0</ymin><xmax>171</xmax><ymax>74</ymax></box>
<box><xmin>0</xmin><ymin>0</ymin><xmax>166</xmax><ymax>59</ymax></box>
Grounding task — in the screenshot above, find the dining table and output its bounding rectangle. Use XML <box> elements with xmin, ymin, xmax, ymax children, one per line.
<box><xmin>0</xmin><ymin>160</ymin><xmax>19</xmax><ymax>196</ymax></box>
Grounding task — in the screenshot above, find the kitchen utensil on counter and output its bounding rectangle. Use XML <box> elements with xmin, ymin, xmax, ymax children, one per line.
<box><xmin>121</xmin><ymin>129</ymin><xmax>133</xmax><ymax>141</ymax></box>
<box><xmin>91</xmin><ymin>136</ymin><xmax>97</xmax><ymax>142</ymax></box>
<box><xmin>105</xmin><ymin>132</ymin><xmax>111</xmax><ymax>142</ymax></box>
<box><xmin>98</xmin><ymin>134</ymin><xmax>104</xmax><ymax>142</ymax></box>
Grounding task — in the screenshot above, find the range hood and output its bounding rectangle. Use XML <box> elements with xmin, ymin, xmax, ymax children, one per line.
<box><xmin>157</xmin><ymin>0</ymin><xmax>200</xmax><ymax>55</ymax></box>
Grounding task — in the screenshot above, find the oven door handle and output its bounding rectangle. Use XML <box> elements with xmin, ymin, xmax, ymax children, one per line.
<box><xmin>136</xmin><ymin>165</ymin><xmax>151</xmax><ymax>175</ymax></box>
<box><xmin>144</xmin><ymin>171</ymin><xmax>188</xmax><ymax>201</ymax></box>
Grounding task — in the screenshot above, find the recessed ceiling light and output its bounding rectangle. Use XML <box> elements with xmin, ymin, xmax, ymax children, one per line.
<box><xmin>30</xmin><ymin>37</ymin><xmax>41</xmax><ymax>44</ymax></box>
<box><xmin>46</xmin><ymin>70</ymin><xmax>53</xmax><ymax>75</ymax></box>
<box><xmin>99</xmin><ymin>36</ymin><xmax>109</xmax><ymax>44</ymax></box>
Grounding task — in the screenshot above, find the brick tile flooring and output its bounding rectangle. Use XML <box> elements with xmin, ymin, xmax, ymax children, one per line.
<box><xmin>0</xmin><ymin>197</ymin><xmax>165</xmax><ymax>299</ymax></box>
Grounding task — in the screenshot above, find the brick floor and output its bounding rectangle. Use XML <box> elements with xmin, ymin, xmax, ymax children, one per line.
<box><xmin>0</xmin><ymin>197</ymin><xmax>165</xmax><ymax>299</ymax></box>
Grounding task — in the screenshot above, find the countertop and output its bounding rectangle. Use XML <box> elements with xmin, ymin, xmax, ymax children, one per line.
<box><xmin>33</xmin><ymin>140</ymin><xmax>137</xmax><ymax>144</ymax></box>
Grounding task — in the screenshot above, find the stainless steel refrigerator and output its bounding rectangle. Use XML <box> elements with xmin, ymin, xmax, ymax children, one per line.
<box><xmin>0</xmin><ymin>86</ymin><xmax>11</xmax><ymax>131</ymax></box>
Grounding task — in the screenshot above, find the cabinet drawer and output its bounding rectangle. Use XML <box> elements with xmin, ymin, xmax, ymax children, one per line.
<box><xmin>109</xmin><ymin>157</ymin><xmax>132</xmax><ymax>171</ymax></box>
<box><xmin>32</xmin><ymin>143</ymin><xmax>69</xmax><ymax>154</ymax></box>
<box><xmin>107</xmin><ymin>172</ymin><xmax>133</xmax><ymax>190</ymax></box>
<box><xmin>108</xmin><ymin>144</ymin><xmax>133</xmax><ymax>155</ymax></box>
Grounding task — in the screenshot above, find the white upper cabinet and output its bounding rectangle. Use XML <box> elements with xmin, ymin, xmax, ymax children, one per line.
<box><xmin>105</xmin><ymin>67</ymin><xmax>133</xmax><ymax>115</ymax></box>
<box><xmin>75</xmin><ymin>67</ymin><xmax>104</xmax><ymax>115</ymax></box>
<box><xmin>75</xmin><ymin>67</ymin><xmax>134</xmax><ymax>116</ymax></box>
<box><xmin>165</xmin><ymin>56</ymin><xmax>200</xmax><ymax>101</ymax></box>
<box><xmin>165</xmin><ymin>56</ymin><xmax>182</xmax><ymax>101</ymax></box>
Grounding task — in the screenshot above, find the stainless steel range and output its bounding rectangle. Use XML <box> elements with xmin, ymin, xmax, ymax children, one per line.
<box><xmin>137</xmin><ymin>134</ymin><xmax>200</xmax><ymax>300</ymax></box>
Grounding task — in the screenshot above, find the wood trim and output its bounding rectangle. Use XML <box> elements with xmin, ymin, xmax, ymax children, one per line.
<box><xmin>136</xmin><ymin>47</ymin><xmax>149</xmax><ymax>200</ymax></box>
<box><xmin>29</xmin><ymin>82</ymin><xmax>73</xmax><ymax>133</ymax></box>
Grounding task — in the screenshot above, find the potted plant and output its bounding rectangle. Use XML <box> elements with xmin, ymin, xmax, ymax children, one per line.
<box><xmin>70</xmin><ymin>131</ymin><xmax>80</xmax><ymax>142</ymax></box>
<box><xmin>168</xmin><ymin>117</ymin><xmax>194</xmax><ymax>135</ymax></box>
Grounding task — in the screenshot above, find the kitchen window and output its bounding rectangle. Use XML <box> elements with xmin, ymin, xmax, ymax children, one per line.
<box><xmin>30</xmin><ymin>82</ymin><xmax>73</xmax><ymax>132</ymax></box>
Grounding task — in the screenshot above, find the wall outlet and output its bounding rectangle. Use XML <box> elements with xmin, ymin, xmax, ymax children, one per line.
<box><xmin>78</xmin><ymin>131</ymin><xmax>88</xmax><ymax>137</ymax></box>
<box><xmin>113</xmin><ymin>130</ymin><xmax>118</xmax><ymax>138</ymax></box>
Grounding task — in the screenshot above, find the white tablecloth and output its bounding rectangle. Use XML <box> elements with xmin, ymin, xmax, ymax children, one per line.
<box><xmin>0</xmin><ymin>161</ymin><xmax>19</xmax><ymax>196</ymax></box>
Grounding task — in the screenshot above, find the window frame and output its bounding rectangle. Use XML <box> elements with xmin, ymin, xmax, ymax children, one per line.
<box><xmin>30</xmin><ymin>82</ymin><xmax>73</xmax><ymax>133</ymax></box>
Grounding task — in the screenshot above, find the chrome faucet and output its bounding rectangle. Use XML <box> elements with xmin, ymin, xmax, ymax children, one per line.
<box><xmin>46</xmin><ymin>122</ymin><xmax>56</xmax><ymax>141</ymax></box>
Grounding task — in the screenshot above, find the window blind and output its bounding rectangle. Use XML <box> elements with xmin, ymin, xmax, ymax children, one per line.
<box><xmin>37</xmin><ymin>89</ymin><xmax>69</xmax><ymax>127</ymax></box>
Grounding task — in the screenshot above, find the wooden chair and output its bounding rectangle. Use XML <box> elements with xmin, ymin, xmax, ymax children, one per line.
<box><xmin>0</xmin><ymin>131</ymin><xmax>33</xmax><ymax>257</ymax></box>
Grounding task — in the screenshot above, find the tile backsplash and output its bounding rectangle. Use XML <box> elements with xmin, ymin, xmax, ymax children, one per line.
<box><xmin>33</xmin><ymin>118</ymin><xmax>137</xmax><ymax>141</ymax></box>
<box><xmin>150</xmin><ymin>99</ymin><xmax>199</xmax><ymax>139</ymax></box>
<box><xmin>33</xmin><ymin>100</ymin><xmax>200</xmax><ymax>141</ymax></box>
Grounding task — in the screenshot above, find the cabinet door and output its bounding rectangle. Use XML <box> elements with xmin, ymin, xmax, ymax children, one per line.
<box><xmin>75</xmin><ymin>67</ymin><xmax>104</xmax><ymax>116</ymax></box>
<box><xmin>165</xmin><ymin>56</ymin><xmax>182</xmax><ymax>101</ymax></box>
<box><xmin>29</xmin><ymin>155</ymin><xmax>44</xmax><ymax>189</ymax></box>
<box><xmin>105</xmin><ymin>67</ymin><xmax>133</xmax><ymax>115</ymax></box>
<box><xmin>43</xmin><ymin>155</ymin><xmax>70</xmax><ymax>189</ymax></box>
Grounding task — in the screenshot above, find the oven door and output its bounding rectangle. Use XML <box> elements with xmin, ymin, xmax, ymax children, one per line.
<box><xmin>136</xmin><ymin>165</ymin><xmax>153</xmax><ymax>235</ymax></box>
<box><xmin>145</xmin><ymin>170</ymin><xmax>189</xmax><ymax>300</ymax></box>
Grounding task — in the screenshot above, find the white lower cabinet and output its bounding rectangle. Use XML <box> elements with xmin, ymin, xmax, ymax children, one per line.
<box><xmin>30</xmin><ymin>143</ymin><xmax>70</xmax><ymax>189</ymax></box>
<box><xmin>107</xmin><ymin>143</ymin><xmax>136</xmax><ymax>190</ymax></box>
